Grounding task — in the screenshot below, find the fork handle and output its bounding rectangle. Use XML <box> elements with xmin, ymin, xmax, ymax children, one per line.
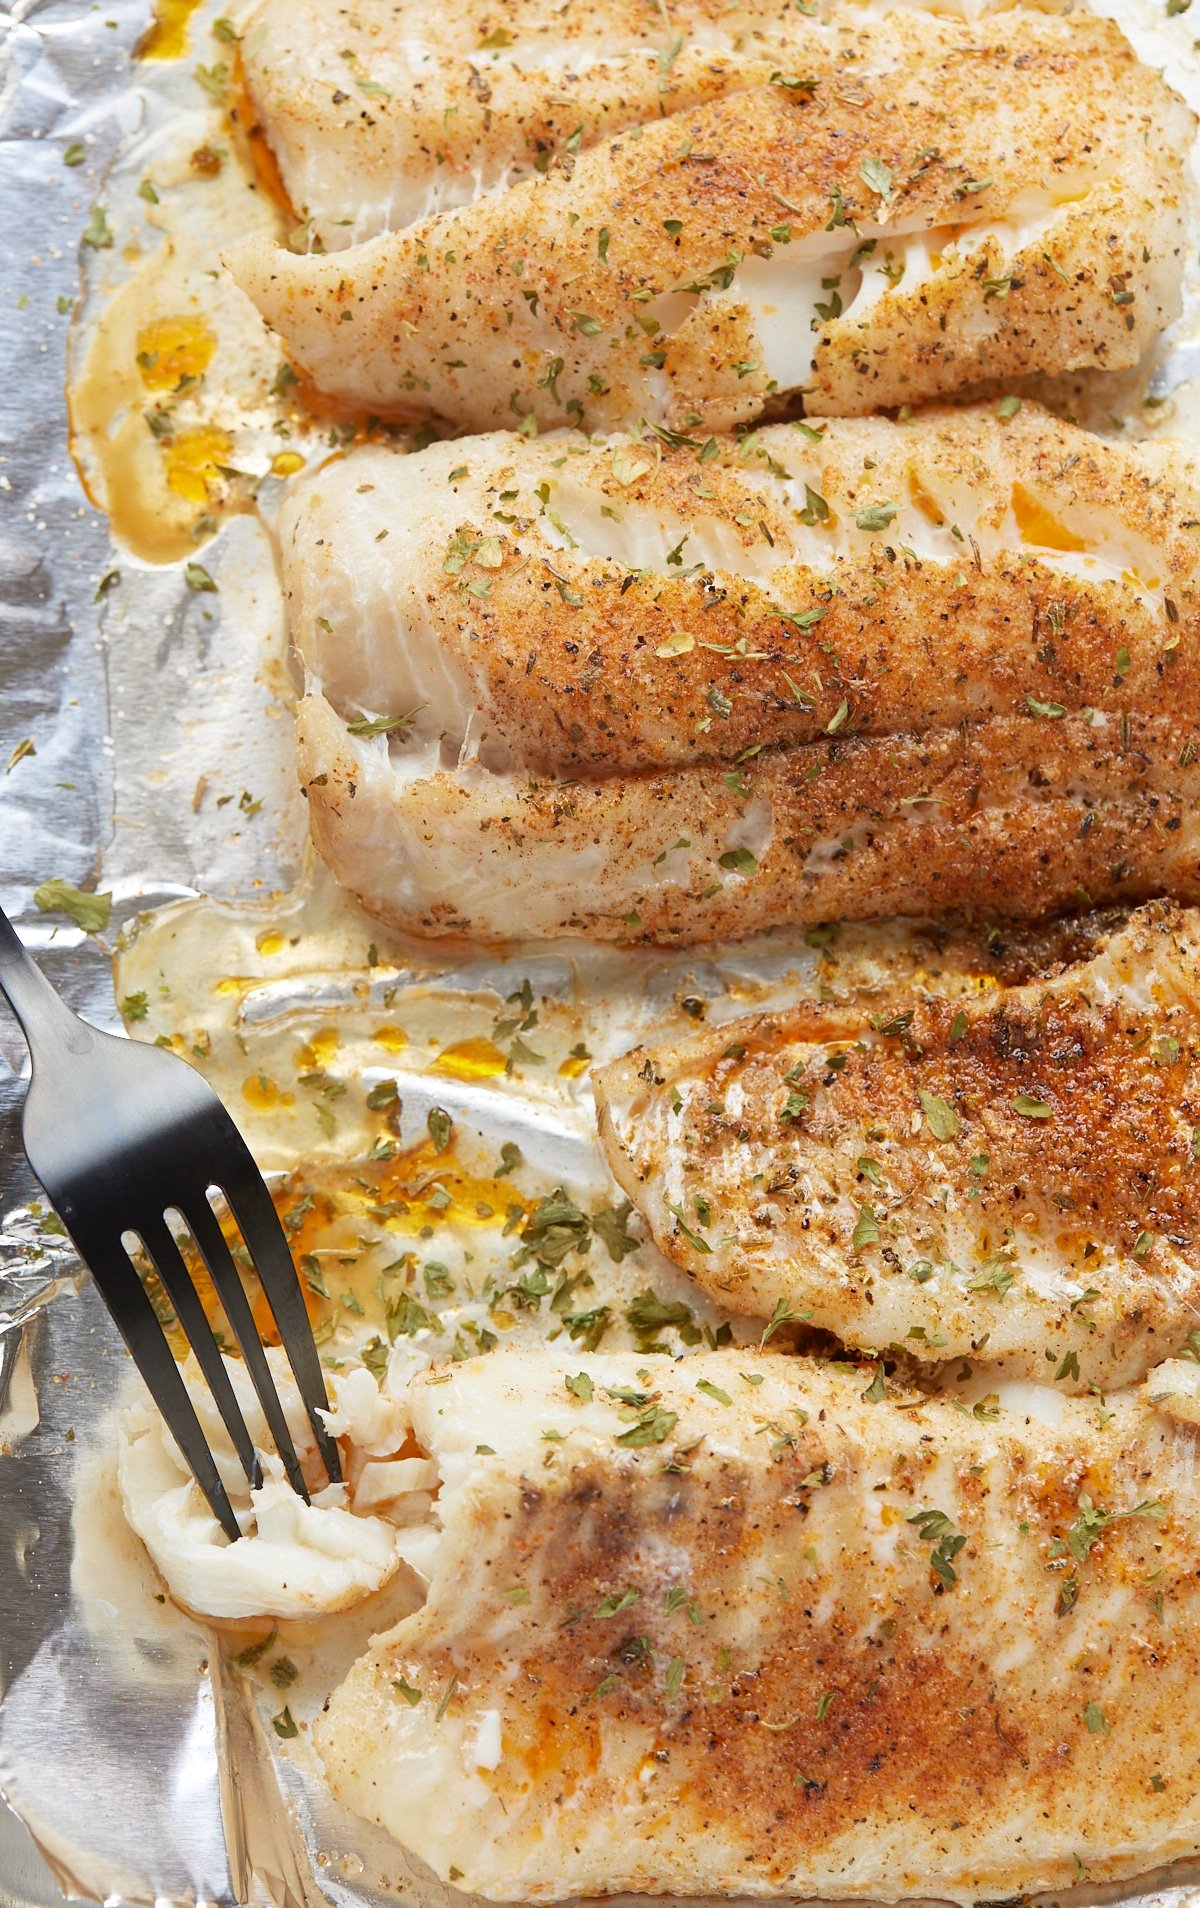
<box><xmin>0</xmin><ymin>903</ymin><xmax>92</xmax><ymax>1058</ymax></box>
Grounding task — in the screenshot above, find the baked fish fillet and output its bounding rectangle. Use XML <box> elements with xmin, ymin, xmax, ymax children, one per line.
<box><xmin>227</xmin><ymin>12</ymin><xmax>1189</xmax><ymax>430</ymax></box>
<box><xmin>287</xmin><ymin>406</ymin><xmax>1200</xmax><ymax>943</ymax></box>
<box><xmin>316</xmin><ymin>1344</ymin><xmax>1200</xmax><ymax>1901</ymax></box>
<box><xmin>237</xmin><ymin>0</ymin><xmax>969</xmax><ymax>252</ymax></box>
<box><xmin>595</xmin><ymin>902</ymin><xmax>1200</xmax><ymax>1390</ymax></box>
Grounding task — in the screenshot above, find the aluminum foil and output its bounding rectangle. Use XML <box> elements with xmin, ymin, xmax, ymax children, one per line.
<box><xmin>6</xmin><ymin>0</ymin><xmax>1200</xmax><ymax>1904</ymax></box>
<box><xmin>0</xmin><ymin>2</ymin><xmax>330</xmax><ymax>1898</ymax></box>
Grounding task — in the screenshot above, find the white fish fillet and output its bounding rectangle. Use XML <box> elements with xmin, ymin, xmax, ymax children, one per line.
<box><xmin>595</xmin><ymin>901</ymin><xmax>1200</xmax><ymax>1390</ymax></box>
<box><xmin>227</xmin><ymin>11</ymin><xmax>1191</xmax><ymax>430</ymax></box>
<box><xmin>316</xmin><ymin>1344</ymin><xmax>1200</xmax><ymax>1901</ymax></box>
<box><xmin>237</xmin><ymin>0</ymin><xmax>1037</xmax><ymax>249</ymax></box>
<box><xmin>285</xmin><ymin>407</ymin><xmax>1200</xmax><ymax>943</ymax></box>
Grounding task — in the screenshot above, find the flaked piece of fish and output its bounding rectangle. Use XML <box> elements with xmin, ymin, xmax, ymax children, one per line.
<box><xmin>237</xmin><ymin>0</ymin><xmax>1036</xmax><ymax>251</ymax></box>
<box><xmin>316</xmin><ymin>1344</ymin><xmax>1200</xmax><ymax>1901</ymax></box>
<box><xmin>227</xmin><ymin>13</ymin><xmax>1189</xmax><ymax>431</ymax></box>
<box><xmin>288</xmin><ymin>408</ymin><xmax>1200</xmax><ymax>943</ymax></box>
<box><xmin>595</xmin><ymin>902</ymin><xmax>1200</xmax><ymax>1389</ymax></box>
<box><xmin>117</xmin><ymin>1355</ymin><xmax>436</xmax><ymax>1618</ymax></box>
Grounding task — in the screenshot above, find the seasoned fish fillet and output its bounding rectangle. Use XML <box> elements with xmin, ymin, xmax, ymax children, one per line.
<box><xmin>299</xmin><ymin>692</ymin><xmax>1200</xmax><ymax>942</ymax></box>
<box><xmin>236</xmin><ymin>0</ymin><xmax>1056</xmax><ymax>251</ymax></box>
<box><xmin>228</xmin><ymin>13</ymin><xmax>1190</xmax><ymax>430</ymax></box>
<box><xmin>237</xmin><ymin>0</ymin><xmax>932</xmax><ymax>251</ymax></box>
<box><xmin>286</xmin><ymin>409</ymin><xmax>1200</xmax><ymax>775</ymax></box>
<box><xmin>595</xmin><ymin>903</ymin><xmax>1200</xmax><ymax>1390</ymax></box>
<box><xmin>287</xmin><ymin>407</ymin><xmax>1200</xmax><ymax>943</ymax></box>
<box><xmin>316</xmin><ymin>1344</ymin><xmax>1200</xmax><ymax>1901</ymax></box>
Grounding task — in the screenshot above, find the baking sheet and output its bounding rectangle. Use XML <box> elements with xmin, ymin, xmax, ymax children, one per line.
<box><xmin>6</xmin><ymin>0</ymin><xmax>1200</xmax><ymax>1903</ymax></box>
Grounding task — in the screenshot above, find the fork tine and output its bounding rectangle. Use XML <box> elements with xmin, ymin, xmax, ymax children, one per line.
<box><xmin>218</xmin><ymin>1171</ymin><xmax>343</xmax><ymax>1484</ymax></box>
<box><xmin>135</xmin><ymin>1215</ymin><xmax>263</xmax><ymax>1493</ymax></box>
<box><xmin>183</xmin><ymin>1195</ymin><xmax>313</xmax><ymax>1500</ymax></box>
<box><xmin>82</xmin><ymin>1231</ymin><xmax>243</xmax><ymax>1543</ymax></box>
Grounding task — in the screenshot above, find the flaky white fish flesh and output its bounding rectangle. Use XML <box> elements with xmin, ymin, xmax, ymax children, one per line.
<box><xmin>118</xmin><ymin>1354</ymin><xmax>432</xmax><ymax>1618</ymax></box>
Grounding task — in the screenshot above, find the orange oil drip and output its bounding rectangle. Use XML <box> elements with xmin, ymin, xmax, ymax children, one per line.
<box><xmin>143</xmin><ymin>1195</ymin><xmax>326</xmax><ymax>1360</ymax></box>
<box><xmin>162</xmin><ymin>424</ymin><xmax>233</xmax><ymax>504</ymax></box>
<box><xmin>295</xmin><ymin>1029</ymin><xmax>340</xmax><ymax>1070</ymax></box>
<box><xmin>242</xmin><ymin>1073</ymin><xmax>296</xmax><ymax>1112</ymax></box>
<box><xmin>907</xmin><ymin>470</ymin><xmax>945</xmax><ymax>527</ymax></box>
<box><xmin>1011</xmin><ymin>482</ymin><xmax>1088</xmax><ymax>554</ymax></box>
<box><xmin>136</xmin><ymin>315</ymin><xmax>216</xmax><ymax>391</ymax></box>
<box><xmin>373</xmin><ymin>1024</ymin><xmax>409</xmax><ymax>1053</ymax></box>
<box><xmin>225</xmin><ymin>50</ymin><xmax>298</xmax><ymax>229</ymax></box>
<box><xmin>433</xmin><ymin>1037</ymin><xmax>507</xmax><ymax>1081</ymax></box>
<box><xmin>269</xmin><ymin>1143</ymin><xmax>529</xmax><ymax>1244</ymax></box>
<box><xmin>136</xmin><ymin>0</ymin><xmax>204</xmax><ymax>60</ymax></box>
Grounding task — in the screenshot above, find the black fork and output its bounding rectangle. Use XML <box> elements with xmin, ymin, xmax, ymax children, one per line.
<box><xmin>0</xmin><ymin>902</ymin><xmax>341</xmax><ymax>1539</ymax></box>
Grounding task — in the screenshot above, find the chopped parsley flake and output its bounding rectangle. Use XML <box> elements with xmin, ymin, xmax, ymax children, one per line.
<box><xmin>918</xmin><ymin>1088</ymin><xmax>959</xmax><ymax>1140</ymax></box>
<box><xmin>594</xmin><ymin>1587</ymin><xmax>640</xmax><ymax>1618</ymax></box>
<box><xmin>615</xmin><ymin>1405</ymin><xmax>678</xmax><ymax>1446</ymax></box>
<box><xmin>33</xmin><ymin>879</ymin><xmax>112</xmax><ymax>935</ymax></box>
<box><xmin>907</xmin><ymin>1508</ymin><xmax>966</xmax><ymax>1590</ymax></box>
<box><xmin>1066</xmin><ymin>1492</ymin><xmax>1164</xmax><ymax>1563</ymax></box>
<box><xmin>858</xmin><ymin>156</ymin><xmax>893</xmax><ymax>202</ymax></box>
<box><xmin>851</xmin><ymin>1204</ymin><xmax>879</xmax><ymax>1251</ymax></box>
<box><xmin>761</xmin><ymin>1296</ymin><xmax>808</xmax><ymax>1344</ymax></box>
<box><xmin>855</xmin><ymin>501</ymin><xmax>897</xmax><ymax>533</ymax></box>
<box><xmin>667</xmin><ymin>1201</ymin><xmax>712</xmax><ymax>1254</ymax></box>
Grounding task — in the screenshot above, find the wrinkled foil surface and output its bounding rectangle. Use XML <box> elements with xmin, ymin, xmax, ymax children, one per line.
<box><xmin>6</xmin><ymin>0</ymin><xmax>1200</xmax><ymax>1905</ymax></box>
